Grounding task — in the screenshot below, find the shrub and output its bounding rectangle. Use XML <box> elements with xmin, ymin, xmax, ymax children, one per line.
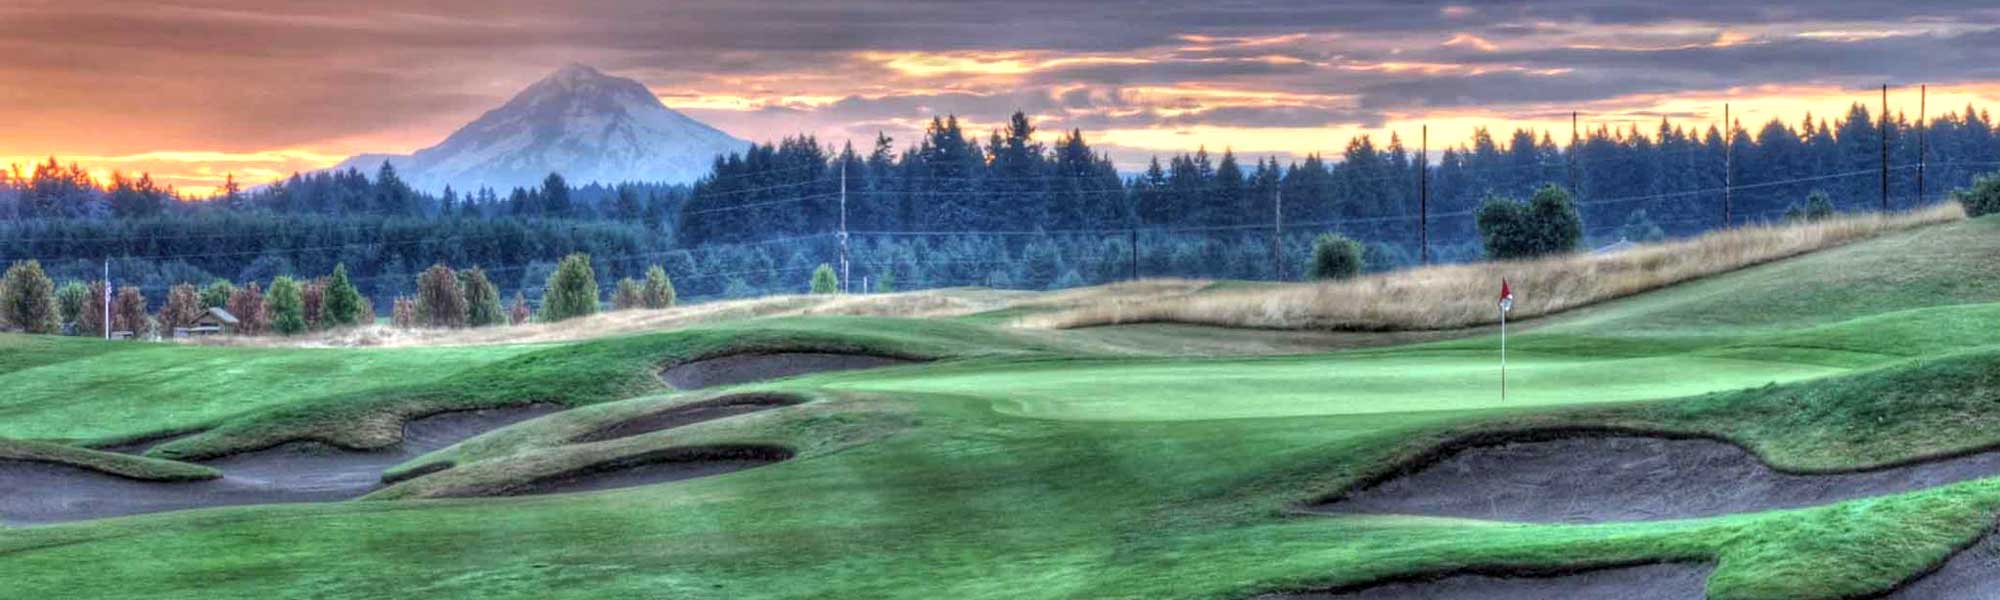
<box><xmin>113</xmin><ymin>286</ymin><xmax>148</xmax><ymax>337</ymax></box>
<box><xmin>0</xmin><ymin>260</ymin><xmax>60</xmax><ymax>334</ymax></box>
<box><xmin>1307</xmin><ymin>234</ymin><xmax>1364</xmax><ymax>281</ymax></box>
<box><xmin>1478</xmin><ymin>184</ymin><xmax>1582</xmax><ymax>259</ymax></box>
<box><xmin>200</xmin><ymin>280</ymin><xmax>235</xmax><ymax>310</ymax></box>
<box><xmin>461</xmin><ymin>267</ymin><xmax>505</xmax><ymax>327</ymax></box>
<box><xmin>55</xmin><ymin>280</ymin><xmax>87</xmax><ymax>330</ymax></box>
<box><xmin>642</xmin><ymin>265</ymin><xmax>675</xmax><ymax>308</ymax></box>
<box><xmin>508</xmin><ymin>291</ymin><xmax>531</xmax><ymax>325</ymax></box>
<box><xmin>391</xmin><ymin>296</ymin><xmax>420</xmax><ymax>329</ymax></box>
<box><xmin>227</xmin><ymin>282</ymin><xmax>267</xmax><ymax>335</ymax></box>
<box><xmin>538</xmin><ymin>253</ymin><xmax>599</xmax><ymax>322</ymax></box>
<box><xmin>78</xmin><ymin>281</ymin><xmax>108</xmax><ymax>337</ymax></box>
<box><xmin>810</xmin><ymin>263</ymin><xmax>838</xmax><ymax>294</ymax></box>
<box><xmin>1956</xmin><ymin>172</ymin><xmax>2000</xmax><ymax>217</ymax></box>
<box><xmin>877</xmin><ymin>269</ymin><xmax>896</xmax><ymax>293</ymax></box>
<box><xmin>415</xmin><ymin>263</ymin><xmax>467</xmax><ymax>328</ymax></box>
<box><xmin>612</xmin><ymin>278</ymin><xmax>644</xmax><ymax>310</ymax></box>
<box><xmin>1786</xmin><ymin>190</ymin><xmax>1838</xmax><ymax>223</ymax></box>
<box><xmin>159</xmin><ymin>283</ymin><xmax>205</xmax><ymax>332</ymax></box>
<box><xmin>300</xmin><ymin>278</ymin><xmax>327</xmax><ymax>331</ymax></box>
<box><xmin>266</xmin><ymin>276</ymin><xmax>306</xmax><ymax>336</ymax></box>
<box><xmin>322</xmin><ymin>264</ymin><xmax>366</xmax><ymax>327</ymax></box>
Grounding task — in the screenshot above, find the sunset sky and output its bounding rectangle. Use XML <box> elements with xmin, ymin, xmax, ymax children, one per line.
<box><xmin>6</xmin><ymin>1</ymin><xmax>2000</xmax><ymax>195</ymax></box>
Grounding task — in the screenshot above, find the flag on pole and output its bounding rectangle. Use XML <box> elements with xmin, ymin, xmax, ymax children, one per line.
<box><xmin>1498</xmin><ymin>279</ymin><xmax>1514</xmax><ymax>313</ymax></box>
<box><xmin>1498</xmin><ymin>278</ymin><xmax>1511</xmax><ymax>403</ymax></box>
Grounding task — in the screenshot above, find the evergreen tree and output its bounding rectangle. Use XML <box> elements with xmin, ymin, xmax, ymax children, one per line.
<box><xmin>642</xmin><ymin>265</ymin><xmax>675</xmax><ymax>309</ymax></box>
<box><xmin>539</xmin><ymin>253</ymin><xmax>599</xmax><ymax>322</ymax></box>
<box><xmin>461</xmin><ymin>267</ymin><xmax>505</xmax><ymax>327</ymax></box>
<box><xmin>612</xmin><ymin>278</ymin><xmax>644</xmax><ymax>310</ymax></box>
<box><xmin>810</xmin><ymin>263</ymin><xmax>839</xmax><ymax>294</ymax></box>
<box><xmin>0</xmin><ymin>260</ymin><xmax>59</xmax><ymax>334</ymax></box>
<box><xmin>415</xmin><ymin>263</ymin><xmax>468</xmax><ymax>328</ymax></box>
<box><xmin>323</xmin><ymin>264</ymin><xmax>366</xmax><ymax>326</ymax></box>
<box><xmin>266</xmin><ymin>277</ymin><xmax>306</xmax><ymax>335</ymax></box>
<box><xmin>55</xmin><ymin>280</ymin><xmax>87</xmax><ymax>330</ymax></box>
<box><xmin>1307</xmin><ymin>235</ymin><xmax>1364</xmax><ymax>281</ymax></box>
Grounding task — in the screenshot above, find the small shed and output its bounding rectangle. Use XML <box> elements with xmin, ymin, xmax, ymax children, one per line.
<box><xmin>183</xmin><ymin>307</ymin><xmax>239</xmax><ymax>336</ymax></box>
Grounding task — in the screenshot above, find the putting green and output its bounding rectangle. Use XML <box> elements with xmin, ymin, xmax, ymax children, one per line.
<box><xmin>828</xmin><ymin>350</ymin><xmax>1845</xmax><ymax>421</ymax></box>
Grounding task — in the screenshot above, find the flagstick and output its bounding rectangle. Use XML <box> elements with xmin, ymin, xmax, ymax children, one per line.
<box><xmin>1500</xmin><ymin>305</ymin><xmax>1507</xmax><ymax>403</ymax></box>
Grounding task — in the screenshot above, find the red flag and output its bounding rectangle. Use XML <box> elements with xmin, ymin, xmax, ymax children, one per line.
<box><xmin>1499</xmin><ymin>279</ymin><xmax>1512</xmax><ymax>302</ymax></box>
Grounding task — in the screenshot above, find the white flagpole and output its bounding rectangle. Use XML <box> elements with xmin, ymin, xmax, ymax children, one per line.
<box><xmin>1500</xmin><ymin>306</ymin><xmax>1506</xmax><ymax>403</ymax></box>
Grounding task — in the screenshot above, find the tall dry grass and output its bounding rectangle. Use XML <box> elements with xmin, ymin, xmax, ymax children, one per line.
<box><xmin>1019</xmin><ymin>204</ymin><xmax>1967</xmax><ymax>332</ymax></box>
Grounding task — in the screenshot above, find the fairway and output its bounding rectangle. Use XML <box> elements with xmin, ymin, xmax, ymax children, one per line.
<box><xmin>3</xmin><ymin>216</ymin><xmax>2000</xmax><ymax>600</ymax></box>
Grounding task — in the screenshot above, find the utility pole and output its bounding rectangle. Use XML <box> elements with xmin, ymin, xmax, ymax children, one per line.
<box><xmin>1419</xmin><ymin>125</ymin><xmax>1429</xmax><ymax>265</ymax></box>
<box><xmin>1128</xmin><ymin>228</ymin><xmax>1139</xmax><ymax>281</ymax></box>
<box><xmin>101</xmin><ymin>259</ymin><xmax>110</xmax><ymax>340</ymax></box>
<box><xmin>1723</xmin><ymin>103</ymin><xmax>1733</xmax><ymax>227</ymax></box>
<box><xmin>1271</xmin><ymin>183</ymin><xmax>1283</xmax><ymax>280</ymax></box>
<box><xmin>1920</xmin><ymin>84</ymin><xmax>1928</xmax><ymax>206</ymax></box>
<box><xmin>839</xmin><ymin>160</ymin><xmax>849</xmax><ymax>294</ymax></box>
<box><xmin>1881</xmin><ymin>84</ymin><xmax>1891</xmax><ymax>211</ymax></box>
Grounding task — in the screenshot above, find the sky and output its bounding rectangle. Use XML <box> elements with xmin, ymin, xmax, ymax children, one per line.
<box><xmin>6</xmin><ymin>1</ymin><xmax>2000</xmax><ymax>195</ymax></box>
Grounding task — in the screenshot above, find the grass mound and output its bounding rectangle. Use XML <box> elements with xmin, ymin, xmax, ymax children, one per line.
<box><xmin>0</xmin><ymin>439</ymin><xmax>218</xmax><ymax>482</ymax></box>
<box><xmin>1021</xmin><ymin>204</ymin><xmax>1963</xmax><ymax>331</ymax></box>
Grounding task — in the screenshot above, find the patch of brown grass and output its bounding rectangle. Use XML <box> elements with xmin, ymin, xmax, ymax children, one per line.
<box><xmin>1019</xmin><ymin>204</ymin><xmax>1967</xmax><ymax>332</ymax></box>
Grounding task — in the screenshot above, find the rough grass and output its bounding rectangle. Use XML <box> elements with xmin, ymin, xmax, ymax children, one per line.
<box><xmin>0</xmin><ymin>438</ymin><xmax>218</xmax><ymax>481</ymax></box>
<box><xmin>1022</xmin><ymin>204</ymin><xmax>1965</xmax><ymax>331</ymax></box>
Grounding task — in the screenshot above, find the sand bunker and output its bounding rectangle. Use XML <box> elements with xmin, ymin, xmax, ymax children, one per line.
<box><xmin>572</xmin><ymin>394</ymin><xmax>802</xmax><ymax>444</ymax></box>
<box><xmin>1257</xmin><ymin>563</ymin><xmax>1712</xmax><ymax>599</ymax></box>
<box><xmin>0</xmin><ymin>405</ymin><xmax>559</xmax><ymax>525</ymax></box>
<box><xmin>660</xmin><ymin>352</ymin><xmax>915</xmax><ymax>390</ymax></box>
<box><xmin>483</xmin><ymin>445</ymin><xmax>792</xmax><ymax>497</ymax></box>
<box><xmin>1315</xmin><ymin>434</ymin><xmax>2000</xmax><ymax>524</ymax></box>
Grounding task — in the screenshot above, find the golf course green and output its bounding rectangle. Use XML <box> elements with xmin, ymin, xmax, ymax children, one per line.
<box><xmin>3</xmin><ymin>215</ymin><xmax>2000</xmax><ymax>599</ymax></box>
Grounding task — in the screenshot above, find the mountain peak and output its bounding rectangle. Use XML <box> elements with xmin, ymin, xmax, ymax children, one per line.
<box><xmin>333</xmin><ymin>64</ymin><xmax>747</xmax><ymax>192</ymax></box>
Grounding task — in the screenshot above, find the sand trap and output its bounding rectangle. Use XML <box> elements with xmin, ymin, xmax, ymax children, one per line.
<box><xmin>1257</xmin><ymin>562</ymin><xmax>1712</xmax><ymax>599</ymax></box>
<box><xmin>1883</xmin><ymin>531</ymin><xmax>2000</xmax><ymax>599</ymax></box>
<box><xmin>484</xmin><ymin>445</ymin><xmax>792</xmax><ymax>497</ymax></box>
<box><xmin>0</xmin><ymin>405</ymin><xmax>560</xmax><ymax>525</ymax></box>
<box><xmin>572</xmin><ymin>394</ymin><xmax>802</xmax><ymax>444</ymax></box>
<box><xmin>661</xmin><ymin>352</ymin><xmax>915</xmax><ymax>390</ymax></box>
<box><xmin>1315</xmin><ymin>433</ymin><xmax>2000</xmax><ymax>524</ymax></box>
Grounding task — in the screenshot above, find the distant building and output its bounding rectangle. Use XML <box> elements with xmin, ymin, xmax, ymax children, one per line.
<box><xmin>177</xmin><ymin>307</ymin><xmax>239</xmax><ymax>337</ymax></box>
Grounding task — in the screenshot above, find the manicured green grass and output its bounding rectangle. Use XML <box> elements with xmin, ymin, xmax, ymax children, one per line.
<box><xmin>0</xmin><ymin>217</ymin><xmax>1996</xmax><ymax>599</ymax></box>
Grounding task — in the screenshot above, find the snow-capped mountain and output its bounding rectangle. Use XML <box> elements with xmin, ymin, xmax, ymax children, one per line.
<box><xmin>334</xmin><ymin>63</ymin><xmax>747</xmax><ymax>192</ymax></box>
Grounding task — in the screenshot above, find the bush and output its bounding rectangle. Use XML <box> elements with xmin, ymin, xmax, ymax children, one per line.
<box><xmin>113</xmin><ymin>286</ymin><xmax>148</xmax><ymax>337</ymax></box>
<box><xmin>300</xmin><ymin>278</ymin><xmax>327</xmax><ymax>331</ymax></box>
<box><xmin>227</xmin><ymin>282</ymin><xmax>267</xmax><ymax>335</ymax></box>
<box><xmin>1785</xmin><ymin>190</ymin><xmax>1838</xmax><ymax>223</ymax></box>
<box><xmin>159</xmin><ymin>283</ymin><xmax>204</xmax><ymax>332</ymax></box>
<box><xmin>415</xmin><ymin>263</ymin><xmax>467</xmax><ymax>328</ymax></box>
<box><xmin>877</xmin><ymin>270</ymin><xmax>896</xmax><ymax>293</ymax></box>
<box><xmin>266</xmin><ymin>276</ymin><xmax>306</xmax><ymax>336</ymax></box>
<box><xmin>1478</xmin><ymin>184</ymin><xmax>1582</xmax><ymax>259</ymax></box>
<box><xmin>642</xmin><ymin>265</ymin><xmax>675</xmax><ymax>309</ymax></box>
<box><xmin>810</xmin><ymin>263</ymin><xmax>839</xmax><ymax>294</ymax></box>
<box><xmin>78</xmin><ymin>281</ymin><xmax>108</xmax><ymax>337</ymax></box>
<box><xmin>200</xmin><ymin>280</ymin><xmax>235</xmax><ymax>310</ymax></box>
<box><xmin>611</xmin><ymin>278</ymin><xmax>644</xmax><ymax>310</ymax></box>
<box><xmin>1</xmin><ymin>260</ymin><xmax>60</xmax><ymax>334</ymax></box>
<box><xmin>538</xmin><ymin>253</ymin><xmax>599</xmax><ymax>322</ymax></box>
<box><xmin>461</xmin><ymin>267</ymin><xmax>505</xmax><ymax>327</ymax></box>
<box><xmin>391</xmin><ymin>296</ymin><xmax>420</xmax><ymax>329</ymax></box>
<box><xmin>1308</xmin><ymin>234</ymin><xmax>1364</xmax><ymax>281</ymax></box>
<box><xmin>322</xmin><ymin>264</ymin><xmax>366</xmax><ymax>327</ymax></box>
<box><xmin>55</xmin><ymin>280</ymin><xmax>87</xmax><ymax>330</ymax></box>
<box><xmin>508</xmin><ymin>291</ymin><xmax>531</xmax><ymax>325</ymax></box>
<box><xmin>1956</xmin><ymin>172</ymin><xmax>2000</xmax><ymax>217</ymax></box>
